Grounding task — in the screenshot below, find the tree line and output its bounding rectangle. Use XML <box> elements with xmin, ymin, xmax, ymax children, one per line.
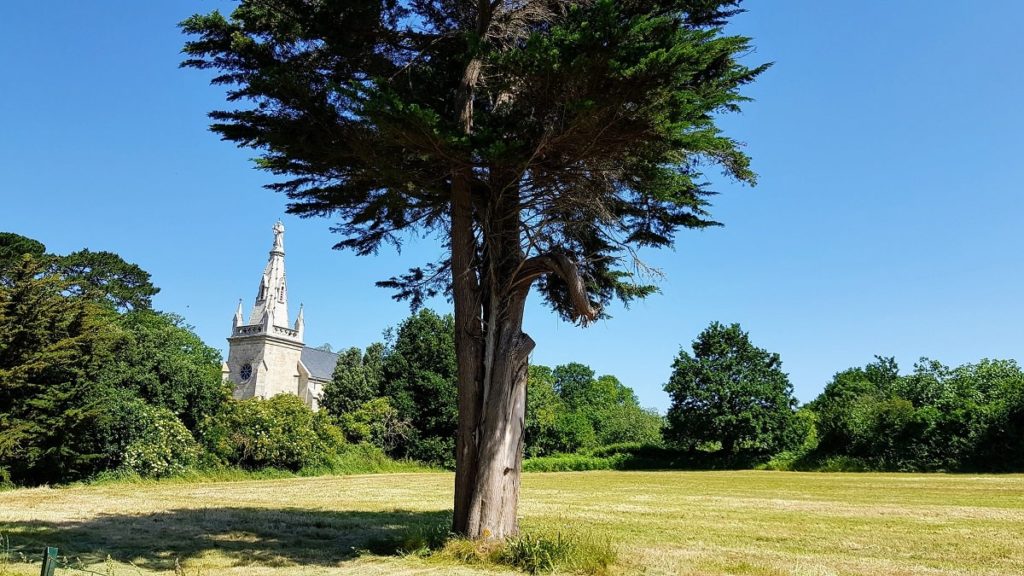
<box><xmin>0</xmin><ymin>232</ymin><xmax>223</xmax><ymax>485</ymax></box>
<box><xmin>661</xmin><ymin>322</ymin><xmax>1024</xmax><ymax>472</ymax></box>
<box><xmin>4</xmin><ymin>231</ymin><xmax>1021</xmax><ymax>487</ymax></box>
<box><xmin>319</xmin><ymin>308</ymin><xmax>664</xmax><ymax>467</ymax></box>
<box><xmin>324</xmin><ymin>314</ymin><xmax>1024</xmax><ymax>473</ymax></box>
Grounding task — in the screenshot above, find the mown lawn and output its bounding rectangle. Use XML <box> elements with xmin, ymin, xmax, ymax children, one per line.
<box><xmin>1</xmin><ymin>470</ymin><xmax>1022</xmax><ymax>575</ymax></box>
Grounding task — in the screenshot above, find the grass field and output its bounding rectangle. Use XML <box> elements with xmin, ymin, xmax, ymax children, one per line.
<box><xmin>1</xmin><ymin>470</ymin><xmax>1022</xmax><ymax>575</ymax></box>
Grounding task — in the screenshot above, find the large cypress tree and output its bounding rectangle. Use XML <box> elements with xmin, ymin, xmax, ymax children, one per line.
<box><xmin>182</xmin><ymin>0</ymin><xmax>766</xmax><ymax>538</ymax></box>
<box><xmin>0</xmin><ymin>255</ymin><xmax>117</xmax><ymax>484</ymax></box>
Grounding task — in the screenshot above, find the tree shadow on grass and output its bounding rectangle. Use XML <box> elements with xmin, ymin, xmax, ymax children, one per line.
<box><xmin>3</xmin><ymin>506</ymin><xmax>451</xmax><ymax>570</ymax></box>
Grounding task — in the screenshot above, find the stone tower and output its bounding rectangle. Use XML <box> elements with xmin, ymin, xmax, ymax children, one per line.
<box><xmin>224</xmin><ymin>221</ymin><xmax>337</xmax><ymax>409</ymax></box>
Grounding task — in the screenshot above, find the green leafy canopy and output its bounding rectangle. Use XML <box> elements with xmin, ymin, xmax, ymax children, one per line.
<box><xmin>181</xmin><ymin>0</ymin><xmax>768</xmax><ymax>319</ymax></box>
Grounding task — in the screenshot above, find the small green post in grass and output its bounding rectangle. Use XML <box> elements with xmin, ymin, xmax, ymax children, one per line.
<box><xmin>40</xmin><ymin>547</ymin><xmax>58</xmax><ymax>576</ymax></box>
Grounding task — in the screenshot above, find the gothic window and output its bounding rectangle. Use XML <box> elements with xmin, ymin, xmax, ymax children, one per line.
<box><xmin>240</xmin><ymin>363</ymin><xmax>253</xmax><ymax>381</ymax></box>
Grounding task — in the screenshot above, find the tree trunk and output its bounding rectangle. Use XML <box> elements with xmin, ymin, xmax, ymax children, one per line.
<box><xmin>450</xmin><ymin>1</ymin><xmax>580</xmax><ymax>539</ymax></box>
<box><xmin>452</xmin><ymin>292</ymin><xmax>533</xmax><ymax>539</ymax></box>
<box><xmin>451</xmin><ymin>167</ymin><xmax>533</xmax><ymax>539</ymax></box>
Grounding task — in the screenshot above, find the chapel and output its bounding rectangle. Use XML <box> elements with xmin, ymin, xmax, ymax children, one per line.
<box><xmin>222</xmin><ymin>221</ymin><xmax>338</xmax><ymax>410</ymax></box>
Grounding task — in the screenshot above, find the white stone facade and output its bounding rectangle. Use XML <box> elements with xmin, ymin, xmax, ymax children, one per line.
<box><xmin>223</xmin><ymin>222</ymin><xmax>337</xmax><ymax>410</ymax></box>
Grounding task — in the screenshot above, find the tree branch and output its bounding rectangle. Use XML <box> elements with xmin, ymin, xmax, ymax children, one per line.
<box><xmin>510</xmin><ymin>253</ymin><xmax>599</xmax><ymax>324</ymax></box>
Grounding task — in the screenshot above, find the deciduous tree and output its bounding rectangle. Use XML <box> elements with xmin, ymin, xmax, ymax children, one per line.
<box><xmin>381</xmin><ymin>309</ymin><xmax>459</xmax><ymax>466</ymax></box>
<box><xmin>322</xmin><ymin>346</ymin><xmax>383</xmax><ymax>416</ymax></box>
<box><xmin>664</xmin><ymin>322</ymin><xmax>796</xmax><ymax>457</ymax></box>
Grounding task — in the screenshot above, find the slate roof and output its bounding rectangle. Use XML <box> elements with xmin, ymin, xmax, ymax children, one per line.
<box><xmin>300</xmin><ymin>347</ymin><xmax>340</xmax><ymax>382</ymax></box>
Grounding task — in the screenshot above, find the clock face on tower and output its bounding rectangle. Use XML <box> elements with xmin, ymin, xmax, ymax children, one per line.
<box><xmin>240</xmin><ymin>363</ymin><xmax>253</xmax><ymax>381</ymax></box>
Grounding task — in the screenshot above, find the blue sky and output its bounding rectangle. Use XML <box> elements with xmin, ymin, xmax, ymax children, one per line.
<box><xmin>2</xmin><ymin>1</ymin><xmax>1022</xmax><ymax>412</ymax></box>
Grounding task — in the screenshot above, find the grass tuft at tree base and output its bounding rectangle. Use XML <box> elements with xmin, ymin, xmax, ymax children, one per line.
<box><xmin>497</xmin><ymin>530</ymin><xmax>616</xmax><ymax>575</ymax></box>
<box><xmin>427</xmin><ymin>529</ymin><xmax>615</xmax><ymax>575</ymax></box>
<box><xmin>391</xmin><ymin>517</ymin><xmax>618</xmax><ymax>575</ymax></box>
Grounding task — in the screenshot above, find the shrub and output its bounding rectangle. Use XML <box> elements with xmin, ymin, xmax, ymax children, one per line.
<box><xmin>90</xmin><ymin>391</ymin><xmax>200</xmax><ymax>478</ymax></box>
<box><xmin>300</xmin><ymin>442</ymin><xmax>424</xmax><ymax>476</ymax></box>
<box><xmin>407</xmin><ymin>436</ymin><xmax>455</xmax><ymax>469</ymax></box>
<box><xmin>815</xmin><ymin>456</ymin><xmax>870</xmax><ymax>472</ymax></box>
<box><xmin>120</xmin><ymin>404</ymin><xmax>201</xmax><ymax>478</ymax></box>
<box><xmin>338</xmin><ymin>397</ymin><xmax>412</xmax><ymax>451</ymax></box>
<box><xmin>201</xmin><ymin>394</ymin><xmax>345</xmax><ymax>471</ymax></box>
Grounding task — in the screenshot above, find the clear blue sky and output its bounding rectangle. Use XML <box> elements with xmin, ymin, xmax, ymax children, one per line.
<box><xmin>3</xmin><ymin>1</ymin><xmax>1022</xmax><ymax>412</ymax></box>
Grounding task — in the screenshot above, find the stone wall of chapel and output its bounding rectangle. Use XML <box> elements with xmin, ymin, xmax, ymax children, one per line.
<box><xmin>226</xmin><ymin>337</ymin><xmax>266</xmax><ymax>400</ymax></box>
<box><xmin>226</xmin><ymin>336</ymin><xmax>303</xmax><ymax>400</ymax></box>
<box><xmin>260</xmin><ymin>338</ymin><xmax>304</xmax><ymax>398</ymax></box>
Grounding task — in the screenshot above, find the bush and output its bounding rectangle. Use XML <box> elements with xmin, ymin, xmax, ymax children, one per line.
<box><xmin>338</xmin><ymin>397</ymin><xmax>412</xmax><ymax>451</ymax></box>
<box><xmin>815</xmin><ymin>456</ymin><xmax>871</xmax><ymax>472</ymax></box>
<box><xmin>200</xmin><ymin>394</ymin><xmax>345</xmax><ymax>471</ymax></box>
<box><xmin>300</xmin><ymin>442</ymin><xmax>423</xmax><ymax>476</ymax></box>
<box><xmin>407</xmin><ymin>436</ymin><xmax>455</xmax><ymax>469</ymax></box>
<box><xmin>120</xmin><ymin>404</ymin><xmax>201</xmax><ymax>478</ymax></box>
<box><xmin>524</xmin><ymin>443</ymin><xmax>765</xmax><ymax>472</ymax></box>
<box><xmin>90</xmin><ymin>391</ymin><xmax>200</xmax><ymax>478</ymax></box>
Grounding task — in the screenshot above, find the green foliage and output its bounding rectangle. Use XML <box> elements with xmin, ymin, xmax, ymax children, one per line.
<box><xmin>0</xmin><ymin>233</ymin><xmax>443</xmax><ymax>486</ymax></box>
<box><xmin>553</xmin><ymin>363</ymin><xmax>598</xmax><ymax>410</ymax></box>
<box><xmin>805</xmin><ymin>357</ymin><xmax>1024</xmax><ymax>472</ymax></box>
<box><xmin>379</xmin><ymin>309</ymin><xmax>458</xmax><ymax>467</ymax></box>
<box><xmin>95</xmin><ymin>310</ymin><xmax>225</xmax><ymax>431</ymax></box>
<box><xmin>54</xmin><ymin>249</ymin><xmax>159</xmax><ymax>311</ymax></box>
<box><xmin>664</xmin><ymin>322</ymin><xmax>798</xmax><ymax>458</ymax></box>
<box><xmin>322</xmin><ymin>311</ymin><xmax>660</xmax><ymax>466</ymax></box>
<box><xmin>337</xmin><ymin>397</ymin><xmax>412</xmax><ymax>452</ymax></box>
<box><xmin>760</xmin><ymin>406</ymin><xmax>820</xmax><ymax>470</ymax></box>
<box><xmin>527</xmin><ymin>363</ymin><xmax>664</xmax><ymax>457</ymax></box>
<box><xmin>523</xmin><ymin>453</ymin><xmax>627</xmax><ymax>473</ymax></box>
<box><xmin>0</xmin><ymin>254</ymin><xmax>121</xmax><ymax>485</ymax></box>
<box><xmin>499</xmin><ymin>529</ymin><xmax>616</xmax><ymax>575</ymax></box>
<box><xmin>322</xmin><ymin>343</ymin><xmax>385</xmax><ymax>416</ymax></box>
<box><xmin>200</xmin><ymin>394</ymin><xmax>345</xmax><ymax>471</ymax></box>
<box><xmin>524</xmin><ymin>365</ymin><xmax>565</xmax><ymax>457</ymax></box>
<box><xmin>0</xmin><ymin>232</ymin><xmax>45</xmax><ymax>274</ymax></box>
<box><xmin>430</xmin><ymin>526</ymin><xmax>616</xmax><ymax>575</ymax></box>
<box><xmin>523</xmin><ymin>443</ymin><xmax>764</xmax><ymax>472</ymax></box>
<box><xmin>180</xmin><ymin>0</ymin><xmax>766</xmax><ymax>324</ymax></box>
<box><xmin>120</xmin><ymin>404</ymin><xmax>201</xmax><ymax>478</ymax></box>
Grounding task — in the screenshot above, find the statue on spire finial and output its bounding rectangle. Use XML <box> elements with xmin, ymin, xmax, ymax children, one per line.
<box><xmin>272</xmin><ymin>220</ymin><xmax>285</xmax><ymax>252</ymax></box>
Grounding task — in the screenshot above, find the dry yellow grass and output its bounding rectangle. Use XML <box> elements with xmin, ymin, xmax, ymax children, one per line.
<box><xmin>1</xmin><ymin>470</ymin><xmax>1022</xmax><ymax>575</ymax></box>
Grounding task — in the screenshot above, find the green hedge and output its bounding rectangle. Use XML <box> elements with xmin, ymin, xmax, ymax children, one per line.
<box><xmin>523</xmin><ymin>443</ymin><xmax>763</xmax><ymax>472</ymax></box>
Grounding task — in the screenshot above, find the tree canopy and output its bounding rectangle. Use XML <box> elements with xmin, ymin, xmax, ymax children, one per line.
<box><xmin>181</xmin><ymin>0</ymin><xmax>764</xmax><ymax>316</ymax></box>
<box><xmin>55</xmin><ymin>249</ymin><xmax>159</xmax><ymax>311</ymax></box>
<box><xmin>0</xmin><ymin>233</ymin><xmax>46</xmax><ymax>274</ymax></box>
<box><xmin>806</xmin><ymin>357</ymin><xmax>1024</xmax><ymax>471</ymax></box>
<box><xmin>664</xmin><ymin>322</ymin><xmax>797</xmax><ymax>457</ymax></box>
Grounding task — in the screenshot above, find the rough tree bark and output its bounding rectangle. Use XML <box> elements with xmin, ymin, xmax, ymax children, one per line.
<box><xmin>450</xmin><ymin>1</ymin><xmax>599</xmax><ymax>540</ymax></box>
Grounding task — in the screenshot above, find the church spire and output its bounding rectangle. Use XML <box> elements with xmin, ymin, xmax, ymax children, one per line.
<box><xmin>248</xmin><ymin>220</ymin><xmax>290</xmax><ymax>328</ymax></box>
<box><xmin>232</xmin><ymin>299</ymin><xmax>244</xmax><ymax>329</ymax></box>
<box><xmin>294</xmin><ymin>303</ymin><xmax>305</xmax><ymax>339</ymax></box>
